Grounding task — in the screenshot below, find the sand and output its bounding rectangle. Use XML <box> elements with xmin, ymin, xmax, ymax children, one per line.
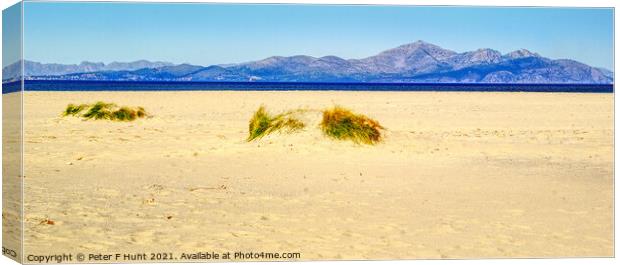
<box><xmin>17</xmin><ymin>91</ymin><xmax>613</xmax><ymax>260</ymax></box>
<box><xmin>3</xmin><ymin>92</ymin><xmax>23</xmax><ymax>262</ymax></box>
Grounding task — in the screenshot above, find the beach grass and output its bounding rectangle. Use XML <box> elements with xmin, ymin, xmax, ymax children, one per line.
<box><xmin>247</xmin><ymin>105</ymin><xmax>305</xmax><ymax>141</ymax></box>
<box><xmin>320</xmin><ymin>106</ymin><xmax>384</xmax><ymax>144</ymax></box>
<box><xmin>63</xmin><ymin>102</ymin><xmax>148</xmax><ymax>121</ymax></box>
<box><xmin>63</xmin><ymin>104</ymin><xmax>89</xmax><ymax>117</ymax></box>
<box><xmin>112</xmin><ymin>106</ymin><xmax>147</xmax><ymax>121</ymax></box>
<box><xmin>82</xmin><ymin>101</ymin><xmax>117</xmax><ymax>120</ymax></box>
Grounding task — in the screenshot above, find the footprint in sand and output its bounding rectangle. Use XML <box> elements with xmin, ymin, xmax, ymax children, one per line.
<box><xmin>142</xmin><ymin>198</ymin><xmax>156</xmax><ymax>205</ymax></box>
<box><xmin>146</xmin><ymin>184</ymin><xmax>165</xmax><ymax>193</ymax></box>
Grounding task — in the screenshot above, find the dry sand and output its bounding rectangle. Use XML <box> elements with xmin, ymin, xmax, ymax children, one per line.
<box><xmin>3</xmin><ymin>92</ymin><xmax>23</xmax><ymax>262</ymax></box>
<box><xmin>17</xmin><ymin>91</ymin><xmax>613</xmax><ymax>260</ymax></box>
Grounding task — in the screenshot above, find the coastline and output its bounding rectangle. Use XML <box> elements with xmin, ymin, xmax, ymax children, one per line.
<box><xmin>10</xmin><ymin>80</ymin><xmax>615</xmax><ymax>93</ymax></box>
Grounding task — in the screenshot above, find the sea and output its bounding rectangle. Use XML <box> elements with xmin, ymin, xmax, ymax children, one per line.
<box><xmin>1</xmin><ymin>80</ymin><xmax>614</xmax><ymax>94</ymax></box>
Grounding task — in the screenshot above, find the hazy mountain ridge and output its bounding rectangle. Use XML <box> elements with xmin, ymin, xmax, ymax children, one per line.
<box><xmin>2</xmin><ymin>60</ymin><xmax>173</xmax><ymax>81</ymax></box>
<box><xmin>4</xmin><ymin>40</ymin><xmax>613</xmax><ymax>84</ymax></box>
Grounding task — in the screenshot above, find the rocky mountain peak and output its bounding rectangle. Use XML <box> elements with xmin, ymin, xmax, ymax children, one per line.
<box><xmin>505</xmin><ymin>49</ymin><xmax>540</xmax><ymax>59</ymax></box>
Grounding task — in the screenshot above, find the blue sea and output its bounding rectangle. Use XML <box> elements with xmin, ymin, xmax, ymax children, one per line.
<box><xmin>1</xmin><ymin>80</ymin><xmax>614</xmax><ymax>94</ymax></box>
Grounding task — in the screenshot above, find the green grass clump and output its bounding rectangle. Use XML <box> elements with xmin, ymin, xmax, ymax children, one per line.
<box><xmin>82</xmin><ymin>101</ymin><xmax>116</xmax><ymax>120</ymax></box>
<box><xmin>247</xmin><ymin>105</ymin><xmax>305</xmax><ymax>141</ymax></box>
<box><xmin>63</xmin><ymin>104</ymin><xmax>89</xmax><ymax>117</ymax></box>
<box><xmin>320</xmin><ymin>106</ymin><xmax>385</xmax><ymax>145</ymax></box>
<box><xmin>62</xmin><ymin>101</ymin><xmax>148</xmax><ymax>122</ymax></box>
<box><xmin>111</xmin><ymin>106</ymin><xmax>147</xmax><ymax>121</ymax></box>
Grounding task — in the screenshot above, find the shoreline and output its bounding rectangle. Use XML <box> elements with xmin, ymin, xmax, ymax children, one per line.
<box><xmin>15</xmin><ymin>90</ymin><xmax>615</xmax><ymax>95</ymax></box>
<box><xmin>8</xmin><ymin>80</ymin><xmax>613</xmax><ymax>93</ymax></box>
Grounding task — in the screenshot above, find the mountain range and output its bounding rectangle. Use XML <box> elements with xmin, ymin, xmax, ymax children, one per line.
<box><xmin>2</xmin><ymin>41</ymin><xmax>613</xmax><ymax>84</ymax></box>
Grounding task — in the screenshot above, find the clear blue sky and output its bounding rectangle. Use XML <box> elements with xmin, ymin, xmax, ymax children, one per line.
<box><xmin>21</xmin><ymin>2</ymin><xmax>614</xmax><ymax>70</ymax></box>
<box><xmin>2</xmin><ymin>2</ymin><xmax>21</xmax><ymax>68</ymax></box>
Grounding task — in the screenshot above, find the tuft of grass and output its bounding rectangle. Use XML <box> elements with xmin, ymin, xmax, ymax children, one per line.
<box><xmin>247</xmin><ymin>105</ymin><xmax>305</xmax><ymax>141</ymax></box>
<box><xmin>320</xmin><ymin>106</ymin><xmax>385</xmax><ymax>145</ymax></box>
<box><xmin>109</xmin><ymin>106</ymin><xmax>147</xmax><ymax>121</ymax></box>
<box><xmin>112</xmin><ymin>107</ymin><xmax>138</xmax><ymax>121</ymax></box>
<box><xmin>135</xmin><ymin>107</ymin><xmax>147</xmax><ymax>118</ymax></box>
<box><xmin>63</xmin><ymin>104</ymin><xmax>89</xmax><ymax>117</ymax></box>
<box><xmin>63</xmin><ymin>101</ymin><xmax>148</xmax><ymax>122</ymax></box>
<box><xmin>82</xmin><ymin>101</ymin><xmax>117</xmax><ymax>120</ymax></box>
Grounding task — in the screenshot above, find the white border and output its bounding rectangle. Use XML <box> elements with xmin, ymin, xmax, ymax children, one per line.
<box><xmin>0</xmin><ymin>1</ymin><xmax>616</xmax><ymax>265</ymax></box>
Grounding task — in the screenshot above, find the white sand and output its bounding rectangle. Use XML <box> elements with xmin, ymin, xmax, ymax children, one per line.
<box><xmin>17</xmin><ymin>91</ymin><xmax>613</xmax><ymax>259</ymax></box>
<box><xmin>3</xmin><ymin>92</ymin><xmax>23</xmax><ymax>262</ymax></box>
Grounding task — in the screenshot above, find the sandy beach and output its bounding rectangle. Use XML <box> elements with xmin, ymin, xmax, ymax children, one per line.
<box><xmin>3</xmin><ymin>92</ymin><xmax>23</xmax><ymax>261</ymax></box>
<box><xmin>19</xmin><ymin>91</ymin><xmax>613</xmax><ymax>260</ymax></box>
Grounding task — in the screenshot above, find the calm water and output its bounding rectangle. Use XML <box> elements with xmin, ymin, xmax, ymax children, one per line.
<box><xmin>2</xmin><ymin>80</ymin><xmax>614</xmax><ymax>94</ymax></box>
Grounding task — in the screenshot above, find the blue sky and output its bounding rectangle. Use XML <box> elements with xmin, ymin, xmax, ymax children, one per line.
<box><xmin>21</xmin><ymin>2</ymin><xmax>614</xmax><ymax>70</ymax></box>
<box><xmin>3</xmin><ymin>2</ymin><xmax>21</xmax><ymax>68</ymax></box>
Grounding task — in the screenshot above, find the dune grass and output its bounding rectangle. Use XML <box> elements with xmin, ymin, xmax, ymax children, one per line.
<box><xmin>81</xmin><ymin>101</ymin><xmax>117</xmax><ymax>120</ymax></box>
<box><xmin>320</xmin><ymin>106</ymin><xmax>385</xmax><ymax>145</ymax></box>
<box><xmin>247</xmin><ymin>105</ymin><xmax>305</xmax><ymax>141</ymax></box>
<box><xmin>62</xmin><ymin>101</ymin><xmax>148</xmax><ymax>121</ymax></box>
<box><xmin>63</xmin><ymin>104</ymin><xmax>89</xmax><ymax>117</ymax></box>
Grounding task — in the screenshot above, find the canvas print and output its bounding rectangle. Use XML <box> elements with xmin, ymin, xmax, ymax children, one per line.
<box><xmin>2</xmin><ymin>1</ymin><xmax>614</xmax><ymax>263</ymax></box>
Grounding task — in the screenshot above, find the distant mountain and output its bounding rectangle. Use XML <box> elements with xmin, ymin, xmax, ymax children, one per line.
<box><xmin>2</xmin><ymin>60</ymin><xmax>173</xmax><ymax>81</ymax></box>
<box><xmin>352</xmin><ymin>41</ymin><xmax>457</xmax><ymax>74</ymax></box>
<box><xmin>4</xmin><ymin>40</ymin><xmax>613</xmax><ymax>84</ymax></box>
